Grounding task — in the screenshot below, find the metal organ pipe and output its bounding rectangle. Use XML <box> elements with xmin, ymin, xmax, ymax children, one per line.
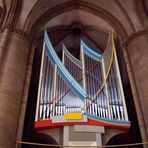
<box><xmin>35</xmin><ymin>30</ymin><xmax>129</xmax><ymax>124</ymax></box>
<box><xmin>113</xmin><ymin>47</ymin><xmax>128</xmax><ymax>120</ymax></box>
<box><xmin>57</xmin><ymin>46</ymin><xmax>84</xmax><ymax>115</ymax></box>
<box><xmin>101</xmin><ymin>58</ymin><xmax>111</xmax><ymax>119</ymax></box>
<box><xmin>35</xmin><ymin>42</ymin><xmax>46</xmax><ymax>121</ymax></box>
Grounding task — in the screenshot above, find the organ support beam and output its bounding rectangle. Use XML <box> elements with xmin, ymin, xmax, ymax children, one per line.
<box><xmin>35</xmin><ymin>42</ymin><xmax>45</xmax><ymax>121</ymax></box>
<box><xmin>80</xmin><ymin>44</ymin><xmax>87</xmax><ymax>113</ymax></box>
<box><xmin>113</xmin><ymin>44</ymin><xmax>128</xmax><ymax>121</ymax></box>
<box><xmin>81</xmin><ymin>44</ymin><xmax>87</xmax><ymax>91</ymax></box>
<box><xmin>52</xmin><ymin>65</ymin><xmax>57</xmax><ymax>116</ymax></box>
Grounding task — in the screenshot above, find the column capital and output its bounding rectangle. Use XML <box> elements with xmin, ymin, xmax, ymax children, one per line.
<box><xmin>0</xmin><ymin>26</ymin><xmax>35</xmax><ymax>43</ymax></box>
<box><xmin>122</xmin><ymin>28</ymin><xmax>148</xmax><ymax>48</ymax></box>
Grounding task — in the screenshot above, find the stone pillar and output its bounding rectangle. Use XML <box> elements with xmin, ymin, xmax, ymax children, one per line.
<box><xmin>63</xmin><ymin>125</ymin><xmax>104</xmax><ymax>147</ymax></box>
<box><xmin>0</xmin><ymin>29</ymin><xmax>31</xmax><ymax>148</ymax></box>
<box><xmin>123</xmin><ymin>32</ymin><xmax>148</xmax><ymax>144</ymax></box>
<box><xmin>15</xmin><ymin>43</ymin><xmax>35</xmax><ymax>145</ymax></box>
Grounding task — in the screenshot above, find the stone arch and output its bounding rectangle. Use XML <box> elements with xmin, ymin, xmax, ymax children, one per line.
<box><xmin>106</xmin><ymin>133</ymin><xmax>128</xmax><ymax>145</ymax></box>
<box><xmin>23</xmin><ymin>132</ymin><xmax>59</xmax><ymax>148</ymax></box>
<box><xmin>23</xmin><ymin>1</ymin><xmax>142</xmax><ymax>146</ymax></box>
<box><xmin>25</xmin><ymin>0</ymin><xmax>128</xmax><ymax>41</ymax></box>
<box><xmin>36</xmin><ymin>132</ymin><xmax>58</xmax><ymax>145</ymax></box>
<box><xmin>106</xmin><ymin>132</ymin><xmax>143</xmax><ymax>148</ymax></box>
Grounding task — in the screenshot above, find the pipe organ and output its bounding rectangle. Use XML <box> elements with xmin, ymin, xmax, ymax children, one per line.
<box><xmin>35</xmin><ymin>28</ymin><xmax>130</xmax><ymax>130</ymax></box>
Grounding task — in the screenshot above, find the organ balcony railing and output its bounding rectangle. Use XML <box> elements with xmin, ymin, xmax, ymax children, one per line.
<box><xmin>35</xmin><ymin>28</ymin><xmax>130</xmax><ymax>130</ymax></box>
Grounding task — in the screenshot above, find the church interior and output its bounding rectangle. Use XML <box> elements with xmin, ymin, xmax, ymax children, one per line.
<box><xmin>0</xmin><ymin>0</ymin><xmax>148</xmax><ymax>148</ymax></box>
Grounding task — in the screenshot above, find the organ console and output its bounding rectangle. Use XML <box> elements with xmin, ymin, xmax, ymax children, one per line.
<box><xmin>35</xmin><ymin>28</ymin><xmax>130</xmax><ymax>130</ymax></box>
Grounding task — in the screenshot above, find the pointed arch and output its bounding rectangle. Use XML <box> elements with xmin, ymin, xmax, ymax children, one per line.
<box><xmin>25</xmin><ymin>0</ymin><xmax>128</xmax><ymax>41</ymax></box>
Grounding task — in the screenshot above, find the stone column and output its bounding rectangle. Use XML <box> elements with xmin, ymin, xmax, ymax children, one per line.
<box><xmin>15</xmin><ymin>43</ymin><xmax>35</xmax><ymax>145</ymax></box>
<box><xmin>122</xmin><ymin>32</ymin><xmax>148</xmax><ymax>144</ymax></box>
<box><xmin>0</xmin><ymin>29</ymin><xmax>31</xmax><ymax>148</ymax></box>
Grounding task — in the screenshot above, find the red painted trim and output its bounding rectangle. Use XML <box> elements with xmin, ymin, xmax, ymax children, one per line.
<box><xmin>34</xmin><ymin>119</ymin><xmax>130</xmax><ymax>131</ymax></box>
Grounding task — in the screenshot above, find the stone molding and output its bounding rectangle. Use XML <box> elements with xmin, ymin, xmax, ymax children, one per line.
<box><xmin>122</xmin><ymin>28</ymin><xmax>148</xmax><ymax>48</ymax></box>
<box><xmin>0</xmin><ymin>25</ymin><xmax>34</xmax><ymax>43</ymax></box>
<box><xmin>0</xmin><ymin>26</ymin><xmax>147</xmax><ymax>50</ymax></box>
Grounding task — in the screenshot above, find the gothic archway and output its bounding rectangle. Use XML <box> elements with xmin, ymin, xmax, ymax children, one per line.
<box><xmin>23</xmin><ymin>1</ymin><xmax>142</xmax><ymax>146</ymax></box>
<box><xmin>24</xmin><ymin>1</ymin><xmax>128</xmax><ymax>41</ymax></box>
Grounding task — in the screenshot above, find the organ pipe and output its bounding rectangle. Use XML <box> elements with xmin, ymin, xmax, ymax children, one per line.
<box><xmin>35</xmin><ymin>29</ymin><xmax>129</xmax><ymax>124</ymax></box>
